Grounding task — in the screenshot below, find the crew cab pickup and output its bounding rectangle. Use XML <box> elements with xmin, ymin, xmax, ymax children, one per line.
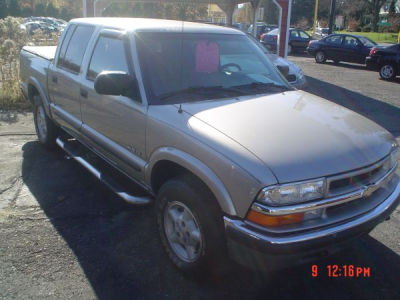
<box><xmin>20</xmin><ymin>18</ymin><xmax>400</xmax><ymax>273</ymax></box>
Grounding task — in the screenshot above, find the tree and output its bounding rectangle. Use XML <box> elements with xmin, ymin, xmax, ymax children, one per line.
<box><xmin>46</xmin><ymin>2</ymin><xmax>59</xmax><ymax>17</ymax></box>
<box><xmin>34</xmin><ymin>2</ymin><xmax>46</xmax><ymax>16</ymax></box>
<box><xmin>0</xmin><ymin>0</ymin><xmax>8</xmax><ymax>19</ymax></box>
<box><xmin>7</xmin><ymin>0</ymin><xmax>21</xmax><ymax>17</ymax></box>
<box><xmin>291</xmin><ymin>0</ymin><xmax>315</xmax><ymax>25</ymax></box>
<box><xmin>365</xmin><ymin>0</ymin><xmax>387</xmax><ymax>31</ymax></box>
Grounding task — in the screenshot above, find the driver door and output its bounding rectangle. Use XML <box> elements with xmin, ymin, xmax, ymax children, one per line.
<box><xmin>80</xmin><ymin>30</ymin><xmax>147</xmax><ymax>182</ymax></box>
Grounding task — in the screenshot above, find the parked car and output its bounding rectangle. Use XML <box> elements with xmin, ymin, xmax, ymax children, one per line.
<box><xmin>248</xmin><ymin>22</ymin><xmax>278</xmax><ymax>39</ymax></box>
<box><xmin>261</xmin><ymin>28</ymin><xmax>313</xmax><ymax>54</ymax></box>
<box><xmin>315</xmin><ymin>27</ymin><xmax>330</xmax><ymax>38</ymax></box>
<box><xmin>366</xmin><ymin>44</ymin><xmax>400</xmax><ymax>80</ymax></box>
<box><xmin>20</xmin><ymin>18</ymin><xmax>400</xmax><ymax>274</ymax></box>
<box><xmin>307</xmin><ymin>33</ymin><xmax>380</xmax><ymax>64</ymax></box>
<box><xmin>247</xmin><ymin>33</ymin><xmax>307</xmax><ymax>89</ymax></box>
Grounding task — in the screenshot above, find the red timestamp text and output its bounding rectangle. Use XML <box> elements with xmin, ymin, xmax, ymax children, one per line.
<box><xmin>311</xmin><ymin>264</ymin><xmax>371</xmax><ymax>278</ymax></box>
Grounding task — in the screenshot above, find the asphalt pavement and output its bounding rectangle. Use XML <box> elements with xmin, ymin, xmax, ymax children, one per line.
<box><xmin>0</xmin><ymin>56</ymin><xmax>399</xmax><ymax>299</ymax></box>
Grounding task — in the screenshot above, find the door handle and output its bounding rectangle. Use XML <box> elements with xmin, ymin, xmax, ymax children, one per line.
<box><xmin>52</xmin><ymin>75</ymin><xmax>58</xmax><ymax>83</ymax></box>
<box><xmin>80</xmin><ymin>88</ymin><xmax>88</xmax><ymax>98</ymax></box>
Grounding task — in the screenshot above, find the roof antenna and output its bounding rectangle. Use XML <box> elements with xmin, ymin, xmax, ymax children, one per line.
<box><xmin>178</xmin><ymin>104</ymin><xmax>183</xmax><ymax>113</ymax></box>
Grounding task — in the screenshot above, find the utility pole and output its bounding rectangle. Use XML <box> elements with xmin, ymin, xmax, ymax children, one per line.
<box><xmin>328</xmin><ymin>0</ymin><xmax>336</xmax><ymax>34</ymax></box>
<box><xmin>313</xmin><ymin>0</ymin><xmax>319</xmax><ymax>35</ymax></box>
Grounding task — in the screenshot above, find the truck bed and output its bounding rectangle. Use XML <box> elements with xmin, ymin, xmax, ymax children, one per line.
<box><xmin>22</xmin><ymin>46</ymin><xmax>57</xmax><ymax>61</ymax></box>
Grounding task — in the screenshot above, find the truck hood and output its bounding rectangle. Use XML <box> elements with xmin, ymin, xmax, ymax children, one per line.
<box><xmin>181</xmin><ymin>90</ymin><xmax>393</xmax><ymax>183</ymax></box>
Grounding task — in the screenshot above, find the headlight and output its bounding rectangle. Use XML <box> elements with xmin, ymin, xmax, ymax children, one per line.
<box><xmin>257</xmin><ymin>179</ymin><xmax>326</xmax><ymax>206</ymax></box>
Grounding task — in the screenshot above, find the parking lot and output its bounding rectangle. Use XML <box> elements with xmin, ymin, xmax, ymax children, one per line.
<box><xmin>0</xmin><ymin>55</ymin><xmax>399</xmax><ymax>300</ymax></box>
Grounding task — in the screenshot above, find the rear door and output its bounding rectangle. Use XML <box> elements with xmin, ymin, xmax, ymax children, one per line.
<box><xmin>48</xmin><ymin>24</ymin><xmax>95</xmax><ymax>133</ymax></box>
<box><xmin>298</xmin><ymin>30</ymin><xmax>312</xmax><ymax>50</ymax></box>
<box><xmin>342</xmin><ymin>35</ymin><xmax>363</xmax><ymax>63</ymax></box>
<box><xmin>80</xmin><ymin>30</ymin><xmax>147</xmax><ymax>181</ymax></box>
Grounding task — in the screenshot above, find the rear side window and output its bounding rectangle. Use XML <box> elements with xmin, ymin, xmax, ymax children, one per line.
<box><xmin>58</xmin><ymin>25</ymin><xmax>94</xmax><ymax>73</ymax></box>
<box><xmin>87</xmin><ymin>36</ymin><xmax>129</xmax><ymax>80</ymax></box>
<box><xmin>325</xmin><ymin>35</ymin><xmax>342</xmax><ymax>45</ymax></box>
<box><xmin>58</xmin><ymin>24</ymin><xmax>76</xmax><ymax>64</ymax></box>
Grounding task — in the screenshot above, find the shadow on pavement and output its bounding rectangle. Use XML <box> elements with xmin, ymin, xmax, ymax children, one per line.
<box><xmin>304</xmin><ymin>76</ymin><xmax>400</xmax><ymax>137</ymax></box>
<box><xmin>22</xmin><ymin>140</ymin><xmax>400</xmax><ymax>300</ymax></box>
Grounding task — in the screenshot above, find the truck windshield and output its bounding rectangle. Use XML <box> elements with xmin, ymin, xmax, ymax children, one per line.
<box><xmin>135</xmin><ymin>32</ymin><xmax>291</xmax><ymax>104</ymax></box>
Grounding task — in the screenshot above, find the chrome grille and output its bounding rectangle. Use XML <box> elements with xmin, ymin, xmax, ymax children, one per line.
<box><xmin>327</xmin><ymin>156</ymin><xmax>391</xmax><ymax>197</ymax></box>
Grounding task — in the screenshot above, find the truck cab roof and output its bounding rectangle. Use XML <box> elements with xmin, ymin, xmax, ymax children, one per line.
<box><xmin>70</xmin><ymin>17</ymin><xmax>243</xmax><ymax>35</ymax></box>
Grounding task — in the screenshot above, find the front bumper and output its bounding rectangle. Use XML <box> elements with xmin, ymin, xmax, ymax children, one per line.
<box><xmin>224</xmin><ymin>177</ymin><xmax>400</xmax><ymax>270</ymax></box>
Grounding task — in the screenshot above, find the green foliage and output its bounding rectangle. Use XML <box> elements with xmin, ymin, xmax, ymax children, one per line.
<box><xmin>0</xmin><ymin>0</ymin><xmax>8</xmax><ymax>19</ymax></box>
<box><xmin>7</xmin><ymin>0</ymin><xmax>21</xmax><ymax>17</ymax></box>
<box><xmin>34</xmin><ymin>3</ymin><xmax>46</xmax><ymax>17</ymax></box>
<box><xmin>46</xmin><ymin>2</ymin><xmax>58</xmax><ymax>18</ymax></box>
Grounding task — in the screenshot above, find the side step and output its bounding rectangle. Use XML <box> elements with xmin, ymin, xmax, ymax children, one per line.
<box><xmin>56</xmin><ymin>137</ymin><xmax>152</xmax><ymax>205</ymax></box>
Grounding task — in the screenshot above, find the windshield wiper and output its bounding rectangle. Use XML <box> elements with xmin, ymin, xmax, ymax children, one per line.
<box><xmin>232</xmin><ymin>82</ymin><xmax>291</xmax><ymax>92</ymax></box>
<box><xmin>159</xmin><ymin>86</ymin><xmax>245</xmax><ymax>102</ymax></box>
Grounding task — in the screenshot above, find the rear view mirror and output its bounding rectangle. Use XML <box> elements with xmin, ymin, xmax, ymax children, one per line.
<box><xmin>277</xmin><ymin>64</ymin><xmax>290</xmax><ymax>77</ymax></box>
<box><xmin>94</xmin><ymin>71</ymin><xmax>139</xmax><ymax>99</ymax></box>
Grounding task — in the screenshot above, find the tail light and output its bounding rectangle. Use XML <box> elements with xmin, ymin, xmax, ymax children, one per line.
<box><xmin>260</xmin><ymin>33</ymin><xmax>265</xmax><ymax>41</ymax></box>
<box><xmin>369</xmin><ymin>47</ymin><xmax>377</xmax><ymax>56</ymax></box>
<box><xmin>308</xmin><ymin>40</ymin><xmax>313</xmax><ymax>47</ymax></box>
<box><xmin>273</xmin><ymin>35</ymin><xmax>278</xmax><ymax>41</ymax></box>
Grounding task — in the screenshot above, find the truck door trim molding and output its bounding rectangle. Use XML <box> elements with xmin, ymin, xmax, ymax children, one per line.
<box><xmin>81</xmin><ymin>124</ymin><xmax>145</xmax><ymax>174</ymax></box>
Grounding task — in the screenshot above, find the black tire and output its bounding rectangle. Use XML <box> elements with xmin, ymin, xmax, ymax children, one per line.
<box><xmin>33</xmin><ymin>95</ymin><xmax>59</xmax><ymax>148</ymax></box>
<box><xmin>156</xmin><ymin>174</ymin><xmax>226</xmax><ymax>275</ymax></box>
<box><xmin>379</xmin><ymin>64</ymin><xmax>397</xmax><ymax>81</ymax></box>
<box><xmin>315</xmin><ymin>51</ymin><xmax>326</xmax><ymax>63</ymax></box>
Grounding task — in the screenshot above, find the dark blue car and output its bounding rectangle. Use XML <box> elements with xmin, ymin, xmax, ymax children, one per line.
<box><xmin>261</xmin><ymin>28</ymin><xmax>312</xmax><ymax>54</ymax></box>
<box><xmin>307</xmin><ymin>34</ymin><xmax>378</xmax><ymax>64</ymax></box>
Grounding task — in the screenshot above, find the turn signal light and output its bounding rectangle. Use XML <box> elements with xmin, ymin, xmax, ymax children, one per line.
<box><xmin>369</xmin><ymin>47</ymin><xmax>377</xmax><ymax>56</ymax></box>
<box><xmin>247</xmin><ymin>210</ymin><xmax>304</xmax><ymax>227</ymax></box>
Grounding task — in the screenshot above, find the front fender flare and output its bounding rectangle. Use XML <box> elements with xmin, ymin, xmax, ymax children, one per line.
<box><xmin>145</xmin><ymin>147</ymin><xmax>237</xmax><ymax>216</ymax></box>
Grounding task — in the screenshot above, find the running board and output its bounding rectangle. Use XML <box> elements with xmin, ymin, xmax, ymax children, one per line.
<box><xmin>56</xmin><ymin>137</ymin><xmax>152</xmax><ymax>205</ymax></box>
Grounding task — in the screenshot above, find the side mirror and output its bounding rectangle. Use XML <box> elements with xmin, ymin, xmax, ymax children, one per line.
<box><xmin>94</xmin><ymin>71</ymin><xmax>139</xmax><ymax>99</ymax></box>
<box><xmin>277</xmin><ymin>64</ymin><xmax>290</xmax><ymax>77</ymax></box>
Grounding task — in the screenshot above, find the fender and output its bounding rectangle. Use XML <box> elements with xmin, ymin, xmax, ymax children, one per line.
<box><xmin>28</xmin><ymin>76</ymin><xmax>52</xmax><ymax>117</ymax></box>
<box><xmin>145</xmin><ymin>147</ymin><xmax>237</xmax><ymax>216</ymax></box>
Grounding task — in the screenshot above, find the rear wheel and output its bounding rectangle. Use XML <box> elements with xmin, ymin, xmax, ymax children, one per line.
<box><xmin>379</xmin><ymin>64</ymin><xmax>397</xmax><ymax>81</ymax></box>
<box><xmin>315</xmin><ymin>51</ymin><xmax>326</xmax><ymax>63</ymax></box>
<box><xmin>33</xmin><ymin>96</ymin><xmax>59</xmax><ymax>148</ymax></box>
<box><xmin>156</xmin><ymin>175</ymin><xmax>226</xmax><ymax>275</ymax></box>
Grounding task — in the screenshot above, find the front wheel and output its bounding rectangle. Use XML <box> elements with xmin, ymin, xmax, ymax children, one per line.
<box><xmin>379</xmin><ymin>64</ymin><xmax>397</xmax><ymax>81</ymax></box>
<box><xmin>33</xmin><ymin>96</ymin><xmax>59</xmax><ymax>148</ymax></box>
<box><xmin>156</xmin><ymin>175</ymin><xmax>226</xmax><ymax>275</ymax></box>
<box><xmin>315</xmin><ymin>51</ymin><xmax>326</xmax><ymax>63</ymax></box>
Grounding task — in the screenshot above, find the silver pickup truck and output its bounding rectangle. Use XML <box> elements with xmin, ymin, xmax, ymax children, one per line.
<box><xmin>20</xmin><ymin>18</ymin><xmax>400</xmax><ymax>274</ymax></box>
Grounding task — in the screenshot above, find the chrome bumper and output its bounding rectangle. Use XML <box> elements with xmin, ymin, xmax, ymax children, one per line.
<box><xmin>224</xmin><ymin>177</ymin><xmax>400</xmax><ymax>254</ymax></box>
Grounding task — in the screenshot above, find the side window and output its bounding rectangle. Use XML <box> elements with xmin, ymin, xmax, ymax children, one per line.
<box><xmin>325</xmin><ymin>35</ymin><xmax>342</xmax><ymax>45</ymax></box>
<box><xmin>59</xmin><ymin>25</ymin><xmax>94</xmax><ymax>73</ymax></box>
<box><xmin>344</xmin><ymin>36</ymin><xmax>359</xmax><ymax>48</ymax></box>
<box><xmin>299</xmin><ymin>31</ymin><xmax>310</xmax><ymax>39</ymax></box>
<box><xmin>87</xmin><ymin>36</ymin><xmax>130</xmax><ymax>80</ymax></box>
<box><xmin>57</xmin><ymin>24</ymin><xmax>76</xmax><ymax>66</ymax></box>
<box><xmin>290</xmin><ymin>31</ymin><xmax>299</xmax><ymax>38</ymax></box>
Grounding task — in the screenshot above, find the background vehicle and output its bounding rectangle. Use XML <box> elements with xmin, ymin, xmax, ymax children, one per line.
<box><xmin>315</xmin><ymin>27</ymin><xmax>330</xmax><ymax>39</ymax></box>
<box><xmin>261</xmin><ymin>28</ymin><xmax>313</xmax><ymax>54</ymax></box>
<box><xmin>247</xmin><ymin>33</ymin><xmax>307</xmax><ymax>89</ymax></box>
<box><xmin>366</xmin><ymin>44</ymin><xmax>400</xmax><ymax>80</ymax></box>
<box><xmin>307</xmin><ymin>34</ymin><xmax>380</xmax><ymax>64</ymax></box>
<box><xmin>20</xmin><ymin>18</ymin><xmax>400</xmax><ymax>275</ymax></box>
<box><xmin>248</xmin><ymin>22</ymin><xmax>277</xmax><ymax>39</ymax></box>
